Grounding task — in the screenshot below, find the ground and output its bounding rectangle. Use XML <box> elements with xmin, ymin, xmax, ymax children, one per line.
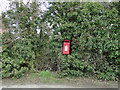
<box><xmin>2</xmin><ymin>72</ymin><xmax>118</xmax><ymax>88</ymax></box>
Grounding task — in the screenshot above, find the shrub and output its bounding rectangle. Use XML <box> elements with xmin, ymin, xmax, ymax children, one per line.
<box><xmin>45</xmin><ymin>2</ymin><xmax>119</xmax><ymax>80</ymax></box>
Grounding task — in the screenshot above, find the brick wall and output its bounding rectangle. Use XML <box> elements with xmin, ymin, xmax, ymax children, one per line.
<box><xmin>0</xmin><ymin>24</ymin><xmax>7</xmax><ymax>52</ymax></box>
<box><xmin>0</xmin><ymin>28</ymin><xmax>2</xmax><ymax>34</ymax></box>
<box><xmin>0</xmin><ymin>28</ymin><xmax>1</xmax><ymax>52</ymax></box>
<box><xmin>0</xmin><ymin>24</ymin><xmax>3</xmax><ymax>52</ymax></box>
<box><xmin>0</xmin><ymin>46</ymin><xmax>2</xmax><ymax>51</ymax></box>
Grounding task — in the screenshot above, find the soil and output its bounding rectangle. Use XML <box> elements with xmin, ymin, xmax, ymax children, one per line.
<box><xmin>2</xmin><ymin>73</ymin><xmax>118</xmax><ymax>88</ymax></box>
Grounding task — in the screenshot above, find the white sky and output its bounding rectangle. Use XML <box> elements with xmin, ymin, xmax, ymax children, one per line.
<box><xmin>0</xmin><ymin>0</ymin><xmax>10</xmax><ymax>16</ymax></box>
<box><xmin>0</xmin><ymin>0</ymin><xmax>118</xmax><ymax>16</ymax></box>
<box><xmin>0</xmin><ymin>0</ymin><xmax>48</xmax><ymax>16</ymax></box>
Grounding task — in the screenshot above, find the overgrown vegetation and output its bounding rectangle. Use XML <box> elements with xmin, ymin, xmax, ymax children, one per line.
<box><xmin>1</xmin><ymin>2</ymin><xmax>120</xmax><ymax>81</ymax></box>
<box><xmin>2</xmin><ymin>2</ymin><xmax>50</xmax><ymax>78</ymax></box>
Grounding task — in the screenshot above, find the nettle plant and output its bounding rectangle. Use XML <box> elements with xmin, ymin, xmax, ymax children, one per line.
<box><xmin>44</xmin><ymin>2</ymin><xmax>119</xmax><ymax>80</ymax></box>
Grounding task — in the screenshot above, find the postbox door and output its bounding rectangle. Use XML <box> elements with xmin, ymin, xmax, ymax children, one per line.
<box><xmin>63</xmin><ymin>40</ymin><xmax>70</xmax><ymax>54</ymax></box>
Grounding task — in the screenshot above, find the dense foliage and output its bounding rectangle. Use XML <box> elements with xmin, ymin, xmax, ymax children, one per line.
<box><xmin>2</xmin><ymin>2</ymin><xmax>50</xmax><ymax>78</ymax></box>
<box><xmin>44</xmin><ymin>2</ymin><xmax>119</xmax><ymax>80</ymax></box>
<box><xmin>1</xmin><ymin>2</ymin><xmax>119</xmax><ymax>80</ymax></box>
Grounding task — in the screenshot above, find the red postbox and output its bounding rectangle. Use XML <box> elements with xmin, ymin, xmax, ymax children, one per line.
<box><xmin>63</xmin><ymin>40</ymin><xmax>70</xmax><ymax>54</ymax></box>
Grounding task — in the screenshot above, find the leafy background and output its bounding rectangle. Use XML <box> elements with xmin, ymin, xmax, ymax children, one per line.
<box><xmin>1</xmin><ymin>2</ymin><xmax>120</xmax><ymax>80</ymax></box>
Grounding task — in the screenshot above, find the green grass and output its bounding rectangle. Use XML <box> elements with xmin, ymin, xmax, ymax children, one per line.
<box><xmin>32</xmin><ymin>70</ymin><xmax>55</xmax><ymax>78</ymax></box>
<box><xmin>31</xmin><ymin>70</ymin><xmax>67</xmax><ymax>84</ymax></box>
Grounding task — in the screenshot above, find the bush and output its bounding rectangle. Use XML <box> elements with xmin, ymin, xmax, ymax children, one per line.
<box><xmin>2</xmin><ymin>47</ymin><xmax>32</xmax><ymax>78</ymax></box>
<box><xmin>45</xmin><ymin>2</ymin><xmax>119</xmax><ymax>80</ymax></box>
<box><xmin>1</xmin><ymin>2</ymin><xmax>49</xmax><ymax>78</ymax></box>
<box><xmin>1</xmin><ymin>2</ymin><xmax>119</xmax><ymax>80</ymax></box>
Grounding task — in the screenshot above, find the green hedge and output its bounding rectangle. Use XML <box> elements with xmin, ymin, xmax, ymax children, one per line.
<box><xmin>1</xmin><ymin>2</ymin><xmax>119</xmax><ymax>80</ymax></box>
<box><xmin>46</xmin><ymin>2</ymin><xmax>119</xmax><ymax>80</ymax></box>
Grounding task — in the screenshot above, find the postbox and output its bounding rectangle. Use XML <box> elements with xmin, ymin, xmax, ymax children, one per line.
<box><xmin>63</xmin><ymin>40</ymin><xmax>70</xmax><ymax>54</ymax></box>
